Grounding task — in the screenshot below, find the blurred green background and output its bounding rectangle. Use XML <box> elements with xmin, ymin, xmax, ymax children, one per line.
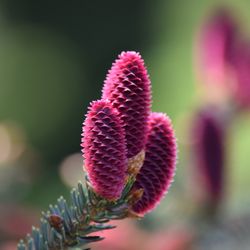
<box><xmin>0</xmin><ymin>0</ymin><xmax>250</xmax><ymax>249</ymax></box>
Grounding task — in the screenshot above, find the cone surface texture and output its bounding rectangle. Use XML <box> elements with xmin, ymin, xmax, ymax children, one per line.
<box><xmin>82</xmin><ymin>100</ymin><xmax>127</xmax><ymax>200</ymax></box>
<box><xmin>102</xmin><ymin>51</ymin><xmax>151</xmax><ymax>159</ymax></box>
<box><xmin>132</xmin><ymin>112</ymin><xmax>177</xmax><ymax>215</ymax></box>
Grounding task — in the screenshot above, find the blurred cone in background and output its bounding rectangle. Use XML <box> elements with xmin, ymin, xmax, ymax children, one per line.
<box><xmin>194</xmin><ymin>8</ymin><xmax>238</xmax><ymax>104</ymax></box>
<box><xmin>191</xmin><ymin>107</ymin><xmax>227</xmax><ymax>215</ymax></box>
<box><xmin>232</xmin><ymin>41</ymin><xmax>250</xmax><ymax>110</ymax></box>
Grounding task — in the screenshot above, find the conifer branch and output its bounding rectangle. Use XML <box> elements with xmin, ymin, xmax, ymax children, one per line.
<box><xmin>17</xmin><ymin>51</ymin><xmax>178</xmax><ymax>249</ymax></box>
<box><xmin>17</xmin><ymin>175</ymin><xmax>142</xmax><ymax>250</ymax></box>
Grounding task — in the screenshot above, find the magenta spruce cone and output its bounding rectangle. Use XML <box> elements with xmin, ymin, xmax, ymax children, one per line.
<box><xmin>132</xmin><ymin>112</ymin><xmax>177</xmax><ymax>215</ymax></box>
<box><xmin>102</xmin><ymin>51</ymin><xmax>151</xmax><ymax>159</ymax></box>
<box><xmin>192</xmin><ymin>108</ymin><xmax>225</xmax><ymax>205</ymax></box>
<box><xmin>81</xmin><ymin>100</ymin><xmax>127</xmax><ymax>200</ymax></box>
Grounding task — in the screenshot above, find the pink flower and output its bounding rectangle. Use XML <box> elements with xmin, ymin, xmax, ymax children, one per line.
<box><xmin>132</xmin><ymin>112</ymin><xmax>177</xmax><ymax>215</ymax></box>
<box><xmin>81</xmin><ymin>100</ymin><xmax>127</xmax><ymax>200</ymax></box>
<box><xmin>102</xmin><ymin>51</ymin><xmax>151</xmax><ymax>159</ymax></box>
<box><xmin>192</xmin><ymin>108</ymin><xmax>225</xmax><ymax>206</ymax></box>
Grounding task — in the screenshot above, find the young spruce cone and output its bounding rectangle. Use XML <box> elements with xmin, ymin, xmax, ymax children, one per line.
<box><xmin>82</xmin><ymin>100</ymin><xmax>127</xmax><ymax>200</ymax></box>
<box><xmin>132</xmin><ymin>112</ymin><xmax>177</xmax><ymax>215</ymax></box>
<box><xmin>102</xmin><ymin>51</ymin><xmax>151</xmax><ymax>159</ymax></box>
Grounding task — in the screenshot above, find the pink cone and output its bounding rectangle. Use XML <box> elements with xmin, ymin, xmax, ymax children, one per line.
<box><xmin>132</xmin><ymin>112</ymin><xmax>177</xmax><ymax>215</ymax></box>
<box><xmin>81</xmin><ymin>100</ymin><xmax>127</xmax><ymax>200</ymax></box>
<box><xmin>102</xmin><ymin>51</ymin><xmax>151</xmax><ymax>159</ymax></box>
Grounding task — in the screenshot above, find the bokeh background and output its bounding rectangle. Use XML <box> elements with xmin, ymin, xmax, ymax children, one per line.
<box><xmin>1</xmin><ymin>0</ymin><xmax>250</xmax><ymax>249</ymax></box>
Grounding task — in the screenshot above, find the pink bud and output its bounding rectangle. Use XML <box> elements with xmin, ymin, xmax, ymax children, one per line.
<box><xmin>102</xmin><ymin>51</ymin><xmax>151</xmax><ymax>159</ymax></box>
<box><xmin>132</xmin><ymin>112</ymin><xmax>177</xmax><ymax>215</ymax></box>
<box><xmin>81</xmin><ymin>100</ymin><xmax>127</xmax><ymax>200</ymax></box>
